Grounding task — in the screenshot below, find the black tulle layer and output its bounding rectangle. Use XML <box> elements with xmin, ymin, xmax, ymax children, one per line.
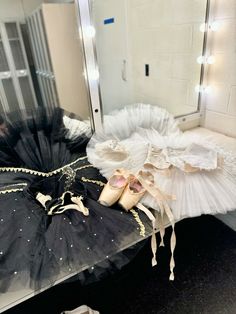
<box><xmin>0</xmin><ymin>108</ymin><xmax>151</xmax><ymax>293</ymax></box>
<box><xmin>0</xmin><ymin>107</ymin><xmax>89</xmax><ymax>170</ymax></box>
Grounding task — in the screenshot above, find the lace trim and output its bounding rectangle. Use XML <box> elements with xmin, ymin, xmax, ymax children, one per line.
<box><xmin>0</xmin><ymin>156</ymin><xmax>88</xmax><ymax>177</ymax></box>
<box><xmin>0</xmin><ymin>188</ymin><xmax>25</xmax><ymax>194</ymax></box>
<box><xmin>130</xmin><ymin>208</ymin><xmax>146</xmax><ymax>237</ymax></box>
<box><xmin>0</xmin><ymin>183</ymin><xmax>28</xmax><ymax>195</ymax></box>
<box><xmin>74</xmin><ymin>165</ymin><xmax>94</xmax><ymax>172</ymax></box>
<box><xmin>81</xmin><ymin>177</ymin><xmax>105</xmax><ymax>187</ymax></box>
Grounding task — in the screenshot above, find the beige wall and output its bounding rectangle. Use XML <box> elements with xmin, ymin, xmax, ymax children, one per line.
<box><xmin>202</xmin><ymin>0</ymin><xmax>236</xmax><ymax>137</ymax></box>
<box><xmin>43</xmin><ymin>3</ymin><xmax>89</xmax><ymax>119</ymax></box>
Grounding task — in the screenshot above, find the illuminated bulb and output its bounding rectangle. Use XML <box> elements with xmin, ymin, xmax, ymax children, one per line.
<box><xmin>197</xmin><ymin>55</ymin><xmax>215</xmax><ymax>65</ymax></box>
<box><xmin>210</xmin><ymin>21</ymin><xmax>221</xmax><ymax>32</ymax></box>
<box><xmin>197</xmin><ymin>56</ymin><xmax>205</xmax><ymax>64</ymax></box>
<box><xmin>195</xmin><ymin>85</ymin><xmax>202</xmax><ymax>93</ymax></box>
<box><xmin>206</xmin><ymin>55</ymin><xmax>215</xmax><ymax>64</ymax></box>
<box><xmin>195</xmin><ymin>85</ymin><xmax>212</xmax><ymax>94</ymax></box>
<box><xmin>199</xmin><ymin>23</ymin><xmax>206</xmax><ymax>32</ymax></box>
<box><xmin>204</xmin><ymin>86</ymin><xmax>212</xmax><ymax>94</ymax></box>
<box><xmin>89</xmin><ymin>69</ymin><xmax>99</xmax><ymax>81</ymax></box>
<box><xmin>84</xmin><ymin>26</ymin><xmax>96</xmax><ymax>38</ymax></box>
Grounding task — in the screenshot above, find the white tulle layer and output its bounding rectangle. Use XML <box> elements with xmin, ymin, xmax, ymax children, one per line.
<box><xmin>63</xmin><ymin>116</ymin><xmax>91</xmax><ymax>138</ymax></box>
<box><xmin>87</xmin><ymin>104</ymin><xmax>236</xmax><ymax>220</ymax></box>
<box><xmin>102</xmin><ymin>103</ymin><xmax>180</xmax><ymax>138</ymax></box>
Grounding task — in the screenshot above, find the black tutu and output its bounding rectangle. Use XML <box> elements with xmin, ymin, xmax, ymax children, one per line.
<box><xmin>0</xmin><ymin>108</ymin><xmax>151</xmax><ymax>293</ymax></box>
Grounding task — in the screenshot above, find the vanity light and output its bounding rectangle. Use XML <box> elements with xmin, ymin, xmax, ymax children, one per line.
<box><xmin>195</xmin><ymin>85</ymin><xmax>212</xmax><ymax>94</ymax></box>
<box><xmin>200</xmin><ymin>21</ymin><xmax>221</xmax><ymax>32</ymax></box>
<box><xmin>197</xmin><ymin>56</ymin><xmax>205</xmax><ymax>64</ymax></box>
<box><xmin>199</xmin><ymin>23</ymin><xmax>207</xmax><ymax>32</ymax></box>
<box><xmin>84</xmin><ymin>26</ymin><xmax>96</xmax><ymax>38</ymax></box>
<box><xmin>195</xmin><ymin>85</ymin><xmax>203</xmax><ymax>93</ymax></box>
<box><xmin>210</xmin><ymin>21</ymin><xmax>221</xmax><ymax>32</ymax></box>
<box><xmin>204</xmin><ymin>86</ymin><xmax>212</xmax><ymax>94</ymax></box>
<box><xmin>89</xmin><ymin>69</ymin><xmax>99</xmax><ymax>81</ymax></box>
<box><xmin>206</xmin><ymin>55</ymin><xmax>215</xmax><ymax>64</ymax></box>
<box><xmin>197</xmin><ymin>55</ymin><xmax>215</xmax><ymax>64</ymax></box>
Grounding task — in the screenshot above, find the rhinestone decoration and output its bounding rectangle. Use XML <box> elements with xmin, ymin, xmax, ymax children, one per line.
<box><xmin>62</xmin><ymin>166</ymin><xmax>76</xmax><ymax>191</ymax></box>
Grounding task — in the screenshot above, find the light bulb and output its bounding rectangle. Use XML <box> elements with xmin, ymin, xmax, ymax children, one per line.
<box><xmin>195</xmin><ymin>85</ymin><xmax>212</xmax><ymax>94</ymax></box>
<box><xmin>89</xmin><ymin>69</ymin><xmax>99</xmax><ymax>81</ymax></box>
<box><xmin>199</xmin><ymin>23</ymin><xmax>206</xmax><ymax>32</ymax></box>
<box><xmin>84</xmin><ymin>26</ymin><xmax>96</xmax><ymax>38</ymax></box>
<box><xmin>197</xmin><ymin>55</ymin><xmax>215</xmax><ymax>65</ymax></box>
<box><xmin>197</xmin><ymin>56</ymin><xmax>205</xmax><ymax>64</ymax></box>
<box><xmin>204</xmin><ymin>86</ymin><xmax>212</xmax><ymax>94</ymax></box>
<box><xmin>210</xmin><ymin>21</ymin><xmax>221</xmax><ymax>32</ymax></box>
<box><xmin>206</xmin><ymin>56</ymin><xmax>215</xmax><ymax>64</ymax></box>
<box><xmin>195</xmin><ymin>85</ymin><xmax>202</xmax><ymax>93</ymax></box>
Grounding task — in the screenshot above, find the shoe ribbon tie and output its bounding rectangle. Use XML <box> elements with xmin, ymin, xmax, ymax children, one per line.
<box><xmin>36</xmin><ymin>191</ymin><xmax>89</xmax><ymax>216</ymax></box>
<box><xmin>136</xmin><ymin>202</ymin><xmax>157</xmax><ymax>267</ymax></box>
<box><xmin>137</xmin><ymin>171</ymin><xmax>176</xmax><ymax>281</ymax></box>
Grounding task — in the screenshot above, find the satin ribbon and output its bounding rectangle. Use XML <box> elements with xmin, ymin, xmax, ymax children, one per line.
<box><xmin>136</xmin><ymin>170</ymin><xmax>176</xmax><ymax>281</ymax></box>
<box><xmin>36</xmin><ymin>191</ymin><xmax>89</xmax><ymax>216</ymax></box>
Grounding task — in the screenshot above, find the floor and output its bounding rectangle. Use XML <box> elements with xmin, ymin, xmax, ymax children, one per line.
<box><xmin>5</xmin><ymin>215</ymin><xmax>236</xmax><ymax>314</ymax></box>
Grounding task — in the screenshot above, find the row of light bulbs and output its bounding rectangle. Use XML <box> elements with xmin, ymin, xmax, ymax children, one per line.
<box><xmin>83</xmin><ymin>21</ymin><xmax>220</xmax><ymax>91</ymax></box>
<box><xmin>195</xmin><ymin>21</ymin><xmax>221</xmax><ymax>94</ymax></box>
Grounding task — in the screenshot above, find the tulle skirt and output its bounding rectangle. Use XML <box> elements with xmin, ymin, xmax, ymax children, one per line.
<box><xmin>0</xmin><ymin>107</ymin><xmax>151</xmax><ymax>292</ymax></box>
<box><xmin>87</xmin><ymin>104</ymin><xmax>236</xmax><ymax>220</ymax></box>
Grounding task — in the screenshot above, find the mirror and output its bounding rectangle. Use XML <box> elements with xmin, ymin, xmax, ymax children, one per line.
<box><xmin>0</xmin><ymin>0</ymin><xmax>91</xmax><ymax>125</ymax></box>
<box><xmin>90</xmin><ymin>0</ymin><xmax>209</xmax><ymax>116</ymax></box>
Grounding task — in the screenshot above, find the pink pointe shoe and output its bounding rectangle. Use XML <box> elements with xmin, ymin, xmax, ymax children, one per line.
<box><xmin>118</xmin><ymin>175</ymin><xmax>146</xmax><ymax>211</ymax></box>
<box><xmin>98</xmin><ymin>169</ymin><xmax>129</xmax><ymax>207</ymax></box>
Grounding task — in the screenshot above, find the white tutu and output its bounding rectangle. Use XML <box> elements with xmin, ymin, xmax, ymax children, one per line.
<box><xmin>63</xmin><ymin>115</ymin><xmax>91</xmax><ymax>138</ymax></box>
<box><xmin>87</xmin><ymin>104</ymin><xmax>236</xmax><ymax>220</ymax></box>
<box><xmin>102</xmin><ymin>103</ymin><xmax>180</xmax><ymax>139</ymax></box>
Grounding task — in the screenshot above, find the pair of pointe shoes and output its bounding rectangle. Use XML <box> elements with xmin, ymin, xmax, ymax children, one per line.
<box><xmin>98</xmin><ymin>169</ymin><xmax>146</xmax><ymax>211</ymax></box>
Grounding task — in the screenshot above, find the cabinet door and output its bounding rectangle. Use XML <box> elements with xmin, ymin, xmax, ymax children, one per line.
<box><xmin>5</xmin><ymin>22</ymin><xmax>26</xmax><ymax>70</ymax></box>
<box><xmin>2</xmin><ymin>77</ymin><xmax>19</xmax><ymax>112</ymax></box>
<box><xmin>26</xmin><ymin>16</ymin><xmax>47</xmax><ymax>108</ymax></box>
<box><xmin>0</xmin><ymin>26</ymin><xmax>17</xmax><ymax>112</ymax></box>
<box><xmin>27</xmin><ymin>10</ymin><xmax>59</xmax><ymax>109</ymax></box>
<box><xmin>4</xmin><ymin>22</ymin><xmax>38</xmax><ymax>111</ymax></box>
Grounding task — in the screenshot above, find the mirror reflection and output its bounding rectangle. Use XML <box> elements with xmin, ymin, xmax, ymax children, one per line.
<box><xmin>91</xmin><ymin>0</ymin><xmax>208</xmax><ymax>116</ymax></box>
<box><xmin>0</xmin><ymin>0</ymin><xmax>90</xmax><ymax>122</ymax></box>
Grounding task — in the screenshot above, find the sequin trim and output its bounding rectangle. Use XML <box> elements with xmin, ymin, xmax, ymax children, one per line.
<box><xmin>81</xmin><ymin>177</ymin><xmax>105</xmax><ymax>187</ymax></box>
<box><xmin>0</xmin><ymin>156</ymin><xmax>88</xmax><ymax>177</ymax></box>
<box><xmin>130</xmin><ymin>208</ymin><xmax>146</xmax><ymax>237</ymax></box>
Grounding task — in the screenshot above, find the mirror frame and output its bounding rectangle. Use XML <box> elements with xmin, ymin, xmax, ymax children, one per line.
<box><xmin>76</xmin><ymin>0</ymin><xmax>211</xmax><ymax>132</ymax></box>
